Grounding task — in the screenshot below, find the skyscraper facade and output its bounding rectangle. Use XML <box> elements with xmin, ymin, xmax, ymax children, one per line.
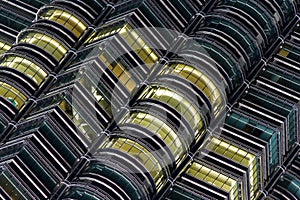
<box><xmin>0</xmin><ymin>0</ymin><xmax>299</xmax><ymax>199</ymax></box>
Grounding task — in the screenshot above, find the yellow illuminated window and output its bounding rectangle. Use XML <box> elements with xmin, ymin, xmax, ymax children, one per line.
<box><xmin>278</xmin><ymin>49</ymin><xmax>289</xmax><ymax>57</ymax></box>
<box><xmin>119</xmin><ymin>24</ymin><xmax>158</xmax><ymax>68</ymax></box>
<box><xmin>100</xmin><ymin>52</ymin><xmax>136</xmax><ymax>92</ymax></box>
<box><xmin>59</xmin><ymin>100</ymin><xmax>97</xmax><ymax>142</ymax></box>
<box><xmin>86</xmin><ymin>24</ymin><xmax>123</xmax><ymax>43</ymax></box>
<box><xmin>42</xmin><ymin>9</ymin><xmax>87</xmax><ymax>37</ymax></box>
<box><xmin>0</xmin><ymin>41</ymin><xmax>11</xmax><ymax>54</ymax></box>
<box><xmin>124</xmin><ymin>111</ymin><xmax>185</xmax><ymax>163</ymax></box>
<box><xmin>207</xmin><ymin>137</ymin><xmax>259</xmax><ymax>198</ymax></box>
<box><xmin>103</xmin><ymin>137</ymin><xmax>165</xmax><ymax>188</ymax></box>
<box><xmin>187</xmin><ymin>162</ymin><xmax>239</xmax><ymax>200</ymax></box>
<box><xmin>160</xmin><ymin>63</ymin><xmax>225</xmax><ymax>117</ymax></box>
<box><xmin>139</xmin><ymin>86</ymin><xmax>205</xmax><ymax>138</ymax></box>
<box><xmin>0</xmin><ymin>56</ymin><xmax>47</xmax><ymax>85</ymax></box>
<box><xmin>0</xmin><ymin>82</ymin><xmax>27</xmax><ymax>109</ymax></box>
<box><xmin>87</xmin><ymin>23</ymin><xmax>158</xmax><ymax>68</ymax></box>
<box><xmin>20</xmin><ymin>32</ymin><xmax>67</xmax><ymax>61</ymax></box>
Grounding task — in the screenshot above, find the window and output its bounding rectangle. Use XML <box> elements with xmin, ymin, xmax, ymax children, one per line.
<box><xmin>160</xmin><ymin>63</ymin><xmax>225</xmax><ymax>117</ymax></box>
<box><xmin>279</xmin><ymin>174</ymin><xmax>300</xmax><ymax>199</ymax></box>
<box><xmin>124</xmin><ymin>111</ymin><xmax>185</xmax><ymax>163</ymax></box>
<box><xmin>277</xmin><ymin>44</ymin><xmax>300</xmax><ymax>64</ymax></box>
<box><xmin>226</xmin><ymin>112</ymin><xmax>279</xmax><ymax>173</ymax></box>
<box><xmin>41</xmin><ymin>9</ymin><xmax>87</xmax><ymax>37</ymax></box>
<box><xmin>99</xmin><ymin>50</ymin><xmax>137</xmax><ymax>92</ymax></box>
<box><xmin>87</xmin><ymin>23</ymin><xmax>159</xmax><ymax>68</ymax></box>
<box><xmin>206</xmin><ymin>137</ymin><xmax>260</xmax><ymax>198</ymax></box>
<box><xmin>221</xmin><ymin>0</ymin><xmax>278</xmax><ymax>41</ymax></box>
<box><xmin>86</xmin><ymin>22</ymin><xmax>124</xmax><ymax>43</ymax></box>
<box><xmin>139</xmin><ymin>85</ymin><xmax>205</xmax><ymax>138</ymax></box>
<box><xmin>102</xmin><ymin>137</ymin><xmax>164</xmax><ymax>188</ymax></box>
<box><xmin>83</xmin><ymin>162</ymin><xmax>143</xmax><ymax>199</ymax></box>
<box><xmin>0</xmin><ymin>56</ymin><xmax>47</xmax><ymax>85</ymax></box>
<box><xmin>59</xmin><ymin>99</ymin><xmax>98</xmax><ymax>142</ymax></box>
<box><xmin>0</xmin><ymin>41</ymin><xmax>11</xmax><ymax>54</ymax></box>
<box><xmin>79</xmin><ymin>75</ymin><xmax>112</xmax><ymax>116</ymax></box>
<box><xmin>20</xmin><ymin>31</ymin><xmax>67</xmax><ymax>61</ymax></box>
<box><xmin>260</xmin><ymin>66</ymin><xmax>300</xmax><ymax>93</ymax></box>
<box><xmin>119</xmin><ymin>24</ymin><xmax>158</xmax><ymax>68</ymax></box>
<box><xmin>19</xmin><ymin>149</ymin><xmax>57</xmax><ymax>191</ymax></box>
<box><xmin>0</xmin><ymin>82</ymin><xmax>27</xmax><ymax>109</ymax></box>
<box><xmin>245</xmin><ymin>88</ymin><xmax>297</xmax><ymax>147</ymax></box>
<box><xmin>187</xmin><ymin>162</ymin><xmax>239</xmax><ymax>200</ymax></box>
<box><xmin>197</xmin><ymin>39</ymin><xmax>243</xmax><ymax>89</ymax></box>
<box><xmin>0</xmin><ymin>171</ymin><xmax>31</xmax><ymax>199</ymax></box>
<box><xmin>205</xmin><ymin>16</ymin><xmax>261</xmax><ymax>63</ymax></box>
<box><xmin>0</xmin><ymin>9</ymin><xmax>30</xmax><ymax>31</ymax></box>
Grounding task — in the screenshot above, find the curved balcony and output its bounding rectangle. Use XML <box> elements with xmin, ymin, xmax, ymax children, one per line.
<box><xmin>49</xmin><ymin>0</ymin><xmax>102</xmax><ymax>23</ymax></box>
<box><xmin>158</xmin><ymin>62</ymin><xmax>226</xmax><ymax>117</ymax></box>
<box><xmin>97</xmin><ymin>139</ymin><xmax>162</xmax><ymax>198</ymax></box>
<box><xmin>38</xmin><ymin>7</ymin><xmax>88</xmax><ymax>38</ymax></box>
<box><xmin>0</xmin><ymin>67</ymin><xmax>38</xmax><ymax>94</ymax></box>
<box><xmin>197</xmin><ymin>27</ymin><xmax>249</xmax><ymax>69</ymax></box>
<box><xmin>213</xmin><ymin>4</ymin><xmax>267</xmax><ymax>50</ymax></box>
<box><xmin>0</xmin><ymin>41</ymin><xmax>11</xmax><ymax>55</ymax></box>
<box><xmin>31</xmin><ymin>20</ymin><xmax>77</xmax><ymax>46</ymax></box>
<box><xmin>138</xmin><ymin>85</ymin><xmax>206</xmax><ymax>139</ymax></box>
<box><xmin>62</xmin><ymin>184</ymin><xmax>114</xmax><ymax>200</ymax></box>
<box><xmin>220</xmin><ymin>0</ymin><xmax>279</xmax><ymax>44</ymax></box>
<box><xmin>8</xmin><ymin>45</ymin><xmax>57</xmax><ymax>70</ymax></box>
<box><xmin>75</xmin><ymin>159</ymin><xmax>149</xmax><ymax>199</ymax></box>
<box><xmin>195</xmin><ymin>38</ymin><xmax>244</xmax><ymax>90</ymax></box>
<box><xmin>274</xmin><ymin>173</ymin><xmax>300</xmax><ymax>199</ymax></box>
<box><xmin>122</xmin><ymin>105</ymin><xmax>191</xmax><ymax>164</ymax></box>
<box><xmin>0</xmin><ymin>81</ymin><xmax>28</xmax><ymax>110</ymax></box>
<box><xmin>203</xmin><ymin>15</ymin><xmax>262</xmax><ymax>67</ymax></box>
<box><xmin>0</xmin><ymin>55</ymin><xmax>48</xmax><ymax>85</ymax></box>
<box><xmin>18</xmin><ymin>30</ymin><xmax>68</xmax><ymax>62</ymax></box>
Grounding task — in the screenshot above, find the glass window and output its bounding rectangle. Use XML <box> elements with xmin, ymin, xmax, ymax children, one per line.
<box><xmin>0</xmin><ymin>171</ymin><xmax>31</xmax><ymax>199</ymax></box>
<box><xmin>221</xmin><ymin>0</ymin><xmax>278</xmax><ymax>41</ymax></box>
<box><xmin>206</xmin><ymin>137</ymin><xmax>260</xmax><ymax>198</ymax></box>
<box><xmin>245</xmin><ymin>88</ymin><xmax>297</xmax><ymax>147</ymax></box>
<box><xmin>205</xmin><ymin>15</ymin><xmax>261</xmax><ymax>63</ymax></box>
<box><xmin>187</xmin><ymin>162</ymin><xmax>239</xmax><ymax>200</ymax></box>
<box><xmin>20</xmin><ymin>149</ymin><xmax>57</xmax><ymax>190</ymax></box>
<box><xmin>197</xmin><ymin>39</ymin><xmax>243</xmax><ymax>89</ymax></box>
<box><xmin>84</xmin><ymin>162</ymin><xmax>143</xmax><ymax>199</ymax></box>
<box><xmin>59</xmin><ymin>99</ymin><xmax>98</xmax><ymax>142</ymax></box>
<box><xmin>0</xmin><ymin>9</ymin><xmax>30</xmax><ymax>31</ymax></box>
<box><xmin>0</xmin><ymin>56</ymin><xmax>47</xmax><ymax>85</ymax></box>
<box><xmin>40</xmin><ymin>123</ymin><xmax>77</xmax><ymax>165</ymax></box>
<box><xmin>159</xmin><ymin>63</ymin><xmax>225</xmax><ymax>117</ymax></box>
<box><xmin>79</xmin><ymin>75</ymin><xmax>112</xmax><ymax>116</ymax></box>
<box><xmin>139</xmin><ymin>85</ymin><xmax>205</xmax><ymax>138</ymax></box>
<box><xmin>226</xmin><ymin>112</ymin><xmax>279</xmax><ymax>173</ymax></box>
<box><xmin>119</xmin><ymin>24</ymin><xmax>158</xmax><ymax>68</ymax></box>
<box><xmin>277</xmin><ymin>44</ymin><xmax>300</xmax><ymax>64</ymax></box>
<box><xmin>279</xmin><ymin>174</ymin><xmax>300</xmax><ymax>199</ymax></box>
<box><xmin>260</xmin><ymin>65</ymin><xmax>300</xmax><ymax>95</ymax></box>
<box><xmin>0</xmin><ymin>41</ymin><xmax>11</xmax><ymax>54</ymax></box>
<box><xmin>0</xmin><ymin>82</ymin><xmax>27</xmax><ymax>109</ymax></box>
<box><xmin>41</xmin><ymin>9</ymin><xmax>87</xmax><ymax>37</ymax></box>
<box><xmin>99</xmin><ymin>50</ymin><xmax>136</xmax><ymax>92</ymax></box>
<box><xmin>87</xmin><ymin>23</ymin><xmax>159</xmax><ymax>68</ymax></box>
<box><xmin>124</xmin><ymin>111</ymin><xmax>185</xmax><ymax>163</ymax></box>
<box><xmin>86</xmin><ymin>22</ymin><xmax>124</xmax><ymax>44</ymax></box>
<box><xmin>20</xmin><ymin>31</ymin><xmax>67</xmax><ymax>61</ymax></box>
<box><xmin>102</xmin><ymin>137</ymin><xmax>164</xmax><ymax>189</ymax></box>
